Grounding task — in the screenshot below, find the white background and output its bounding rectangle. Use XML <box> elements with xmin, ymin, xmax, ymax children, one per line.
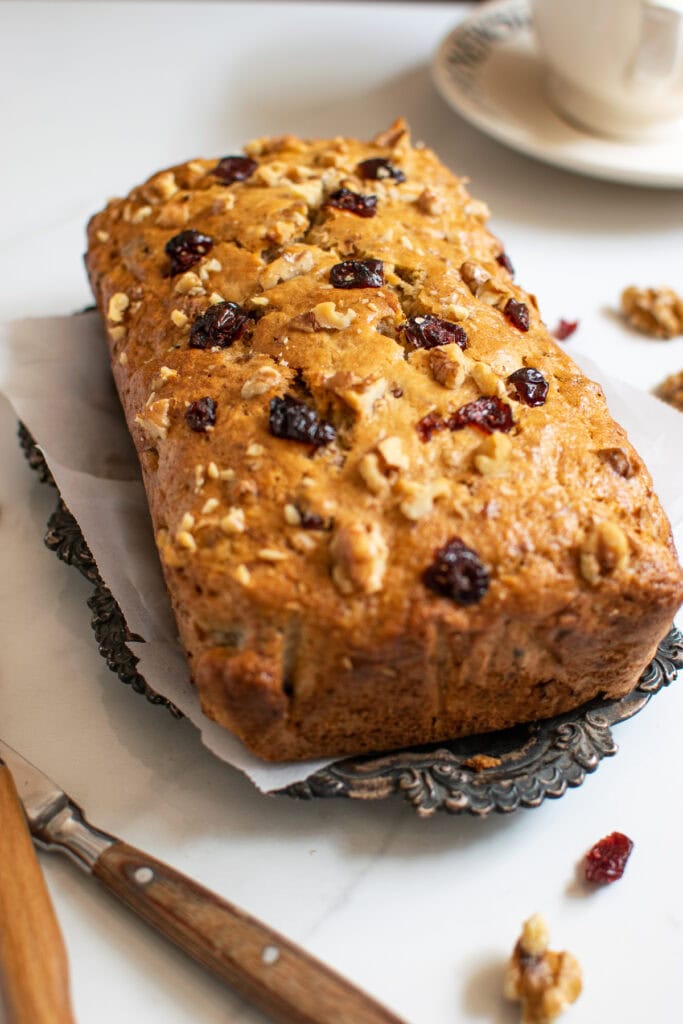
<box><xmin>1</xmin><ymin>3</ymin><xmax>683</xmax><ymax>1022</ymax></box>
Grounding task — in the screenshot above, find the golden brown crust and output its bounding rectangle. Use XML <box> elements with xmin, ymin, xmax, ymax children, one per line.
<box><xmin>86</xmin><ymin>120</ymin><xmax>683</xmax><ymax>760</ymax></box>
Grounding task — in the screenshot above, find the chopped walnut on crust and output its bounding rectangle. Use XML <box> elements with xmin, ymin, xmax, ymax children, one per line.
<box><xmin>135</xmin><ymin>397</ymin><xmax>171</xmax><ymax>441</ymax></box>
<box><xmin>330</xmin><ymin>520</ymin><xmax>388</xmax><ymax>594</ymax></box>
<box><xmin>429</xmin><ymin>344</ymin><xmax>467</xmax><ymax>390</ymax></box>
<box><xmin>579</xmin><ymin>521</ymin><xmax>630</xmax><ymax>585</ymax></box>
<box><xmin>621</xmin><ymin>285</ymin><xmax>683</xmax><ymax>339</ymax></box>
<box><xmin>504</xmin><ymin>915</ymin><xmax>582</xmax><ymax>1024</ymax></box>
<box><xmin>654</xmin><ymin>369</ymin><xmax>683</xmax><ymax>412</ymax></box>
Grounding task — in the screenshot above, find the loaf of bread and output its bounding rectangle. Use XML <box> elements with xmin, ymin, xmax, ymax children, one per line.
<box><xmin>86</xmin><ymin>120</ymin><xmax>683</xmax><ymax>761</ymax></box>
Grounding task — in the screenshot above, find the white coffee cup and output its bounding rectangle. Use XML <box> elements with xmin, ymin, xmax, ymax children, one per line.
<box><xmin>531</xmin><ymin>0</ymin><xmax>683</xmax><ymax>138</ymax></box>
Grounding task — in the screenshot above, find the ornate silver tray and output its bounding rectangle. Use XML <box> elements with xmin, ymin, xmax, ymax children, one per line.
<box><xmin>20</xmin><ymin>423</ymin><xmax>682</xmax><ymax>818</ymax></box>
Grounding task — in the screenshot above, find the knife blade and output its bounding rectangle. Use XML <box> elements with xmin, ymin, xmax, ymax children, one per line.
<box><xmin>0</xmin><ymin>741</ymin><xmax>407</xmax><ymax>1024</ymax></box>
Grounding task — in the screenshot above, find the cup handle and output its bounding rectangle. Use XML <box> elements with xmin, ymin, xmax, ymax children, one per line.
<box><xmin>631</xmin><ymin>2</ymin><xmax>683</xmax><ymax>84</ymax></box>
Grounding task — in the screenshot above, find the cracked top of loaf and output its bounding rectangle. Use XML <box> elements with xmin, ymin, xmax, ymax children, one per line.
<box><xmin>85</xmin><ymin>119</ymin><xmax>683</xmax><ymax>759</ymax></box>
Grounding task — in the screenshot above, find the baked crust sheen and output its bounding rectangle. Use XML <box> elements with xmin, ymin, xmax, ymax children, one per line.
<box><xmin>86</xmin><ymin>121</ymin><xmax>683</xmax><ymax>761</ymax></box>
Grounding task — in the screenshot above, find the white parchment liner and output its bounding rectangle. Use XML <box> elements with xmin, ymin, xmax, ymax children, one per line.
<box><xmin>1</xmin><ymin>312</ymin><xmax>682</xmax><ymax>791</ymax></box>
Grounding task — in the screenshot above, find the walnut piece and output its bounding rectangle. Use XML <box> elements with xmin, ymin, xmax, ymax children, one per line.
<box><xmin>655</xmin><ymin>369</ymin><xmax>683</xmax><ymax>412</ymax></box>
<box><xmin>473</xmin><ymin>432</ymin><xmax>512</xmax><ymax>476</ymax></box>
<box><xmin>430</xmin><ymin>344</ymin><xmax>467</xmax><ymax>390</ymax></box>
<box><xmin>143</xmin><ymin>171</ymin><xmax>178</xmax><ymax>203</ymax></box>
<box><xmin>372</xmin><ymin>117</ymin><xmax>409</xmax><ymax>149</ymax></box>
<box><xmin>396</xmin><ymin>477</ymin><xmax>449</xmax><ymax>521</ymax></box>
<box><xmin>326</xmin><ymin>372</ymin><xmax>386</xmax><ymax>417</ymax></box>
<box><xmin>155</xmin><ymin>202</ymin><xmax>190</xmax><ymax>229</ymax></box>
<box><xmin>107</xmin><ymin>292</ymin><xmax>129</xmax><ymax>323</ymax></box>
<box><xmin>220</xmin><ymin>508</ymin><xmax>246</xmax><ymax>535</ymax></box>
<box><xmin>377</xmin><ymin>436</ymin><xmax>409</xmax><ymax>471</ymax></box>
<box><xmin>174</xmin><ymin>271</ymin><xmax>204</xmax><ymax>296</ymax></box>
<box><xmin>131</xmin><ymin>205</ymin><xmax>152</xmax><ymax>224</ymax></box>
<box><xmin>330</xmin><ymin>521</ymin><xmax>388</xmax><ymax>595</ymax></box>
<box><xmin>580</xmin><ymin>521</ymin><xmax>630</xmax><ymax>585</ymax></box>
<box><xmin>504</xmin><ymin>914</ymin><xmax>582</xmax><ymax>1024</ymax></box>
<box><xmin>460</xmin><ymin>260</ymin><xmax>490</xmax><ymax>295</ymax></box>
<box><xmin>358</xmin><ymin>452</ymin><xmax>390</xmax><ymax>496</ymax></box>
<box><xmin>134</xmin><ymin>397</ymin><xmax>171</xmax><ymax>441</ymax></box>
<box><xmin>171</xmin><ymin>309</ymin><xmax>189</xmax><ymax>328</ymax></box>
<box><xmin>470</xmin><ymin>361</ymin><xmax>502</xmax><ymax>397</ymax></box>
<box><xmin>476</xmin><ymin>277</ymin><xmax>508</xmax><ymax>310</ymax></box>
<box><xmin>260</xmin><ymin>248</ymin><xmax>315</xmax><ymax>289</ymax></box>
<box><xmin>416</xmin><ymin>188</ymin><xmax>444</xmax><ymax>216</ymax></box>
<box><xmin>241</xmin><ymin>365</ymin><xmax>282</xmax><ymax>399</ymax></box>
<box><xmin>311</xmin><ymin>301</ymin><xmax>356</xmax><ymax>330</ymax></box>
<box><xmin>621</xmin><ymin>285</ymin><xmax>683</xmax><ymax>339</ymax></box>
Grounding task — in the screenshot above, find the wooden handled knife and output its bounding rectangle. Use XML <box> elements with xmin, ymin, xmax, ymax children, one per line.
<box><xmin>0</xmin><ymin>759</ymin><xmax>76</xmax><ymax>1024</ymax></box>
<box><xmin>0</xmin><ymin>741</ymin><xmax>406</xmax><ymax>1024</ymax></box>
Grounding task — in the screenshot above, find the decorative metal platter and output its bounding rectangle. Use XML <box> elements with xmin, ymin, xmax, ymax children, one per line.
<box><xmin>20</xmin><ymin>423</ymin><xmax>682</xmax><ymax>818</ymax></box>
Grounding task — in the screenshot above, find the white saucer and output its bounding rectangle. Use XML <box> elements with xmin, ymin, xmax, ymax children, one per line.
<box><xmin>432</xmin><ymin>0</ymin><xmax>683</xmax><ymax>188</ymax></box>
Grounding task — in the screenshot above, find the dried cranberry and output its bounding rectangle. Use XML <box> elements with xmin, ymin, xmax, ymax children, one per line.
<box><xmin>329</xmin><ymin>259</ymin><xmax>384</xmax><ymax>289</ymax></box>
<box><xmin>269</xmin><ymin>395</ymin><xmax>336</xmax><ymax>446</ymax></box>
<box><xmin>165</xmin><ymin>230</ymin><xmax>213</xmax><ymax>275</ymax></box>
<box><xmin>423</xmin><ymin>537</ymin><xmax>489</xmax><ymax>606</ymax></box>
<box><xmin>448</xmin><ymin>396</ymin><xmax>513</xmax><ymax>434</ymax></box>
<box><xmin>185</xmin><ymin>396</ymin><xmax>216</xmax><ymax>432</ymax></box>
<box><xmin>325</xmin><ymin>188</ymin><xmax>378</xmax><ymax>218</ymax></box>
<box><xmin>356</xmin><ymin>158</ymin><xmax>405</xmax><ymax>183</ymax></box>
<box><xmin>213</xmin><ymin>155</ymin><xmax>258</xmax><ymax>184</ymax></box>
<box><xmin>189</xmin><ymin>302</ymin><xmax>253</xmax><ymax>349</ymax></box>
<box><xmin>496</xmin><ymin>252</ymin><xmax>515</xmax><ymax>275</ymax></box>
<box><xmin>507</xmin><ymin>367</ymin><xmax>549</xmax><ymax>407</ymax></box>
<box><xmin>552</xmin><ymin>318</ymin><xmax>579</xmax><ymax>341</ymax></box>
<box><xmin>584</xmin><ymin>832</ymin><xmax>634</xmax><ymax>884</ymax></box>
<box><xmin>298</xmin><ymin>508</ymin><xmax>330</xmax><ymax>530</ymax></box>
<box><xmin>416</xmin><ymin>411</ymin><xmax>447</xmax><ymax>442</ymax></box>
<box><xmin>400</xmin><ymin>315</ymin><xmax>468</xmax><ymax>352</ymax></box>
<box><xmin>504</xmin><ymin>298</ymin><xmax>530</xmax><ymax>332</ymax></box>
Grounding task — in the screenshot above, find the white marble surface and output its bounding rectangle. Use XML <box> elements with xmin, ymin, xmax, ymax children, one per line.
<box><xmin>1</xmin><ymin>3</ymin><xmax>683</xmax><ymax>1022</ymax></box>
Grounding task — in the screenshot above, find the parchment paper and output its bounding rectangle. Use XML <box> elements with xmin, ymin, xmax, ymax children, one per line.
<box><xmin>1</xmin><ymin>311</ymin><xmax>682</xmax><ymax>792</ymax></box>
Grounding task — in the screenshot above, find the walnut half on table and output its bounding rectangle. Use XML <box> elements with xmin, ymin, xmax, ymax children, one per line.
<box><xmin>621</xmin><ymin>285</ymin><xmax>683</xmax><ymax>339</ymax></box>
<box><xmin>655</xmin><ymin>369</ymin><xmax>683</xmax><ymax>413</ymax></box>
<box><xmin>504</xmin><ymin>914</ymin><xmax>582</xmax><ymax>1024</ymax></box>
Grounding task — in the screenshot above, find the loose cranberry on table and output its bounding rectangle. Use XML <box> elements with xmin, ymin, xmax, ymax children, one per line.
<box><xmin>329</xmin><ymin>259</ymin><xmax>384</xmax><ymax>289</ymax></box>
<box><xmin>189</xmin><ymin>302</ymin><xmax>253</xmax><ymax>349</ymax></box>
<box><xmin>584</xmin><ymin>832</ymin><xmax>634</xmax><ymax>884</ymax></box>
<box><xmin>213</xmin><ymin>155</ymin><xmax>258</xmax><ymax>184</ymax></box>
<box><xmin>553</xmin><ymin>318</ymin><xmax>579</xmax><ymax>341</ymax></box>
<box><xmin>165</xmin><ymin>230</ymin><xmax>213</xmax><ymax>275</ymax></box>
<box><xmin>356</xmin><ymin>157</ymin><xmax>405</xmax><ymax>183</ymax></box>
<box><xmin>399</xmin><ymin>314</ymin><xmax>468</xmax><ymax>351</ymax></box>
<box><xmin>324</xmin><ymin>188</ymin><xmax>378</xmax><ymax>218</ymax></box>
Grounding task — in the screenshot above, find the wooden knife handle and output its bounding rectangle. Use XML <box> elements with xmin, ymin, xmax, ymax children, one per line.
<box><xmin>93</xmin><ymin>841</ymin><xmax>405</xmax><ymax>1024</ymax></box>
<box><xmin>0</xmin><ymin>763</ymin><xmax>76</xmax><ymax>1024</ymax></box>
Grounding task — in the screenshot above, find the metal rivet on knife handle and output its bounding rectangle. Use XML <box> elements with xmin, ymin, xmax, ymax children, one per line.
<box><xmin>0</xmin><ymin>761</ymin><xmax>76</xmax><ymax>1024</ymax></box>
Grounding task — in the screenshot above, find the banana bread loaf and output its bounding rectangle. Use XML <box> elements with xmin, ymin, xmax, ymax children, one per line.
<box><xmin>86</xmin><ymin>120</ymin><xmax>683</xmax><ymax>761</ymax></box>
